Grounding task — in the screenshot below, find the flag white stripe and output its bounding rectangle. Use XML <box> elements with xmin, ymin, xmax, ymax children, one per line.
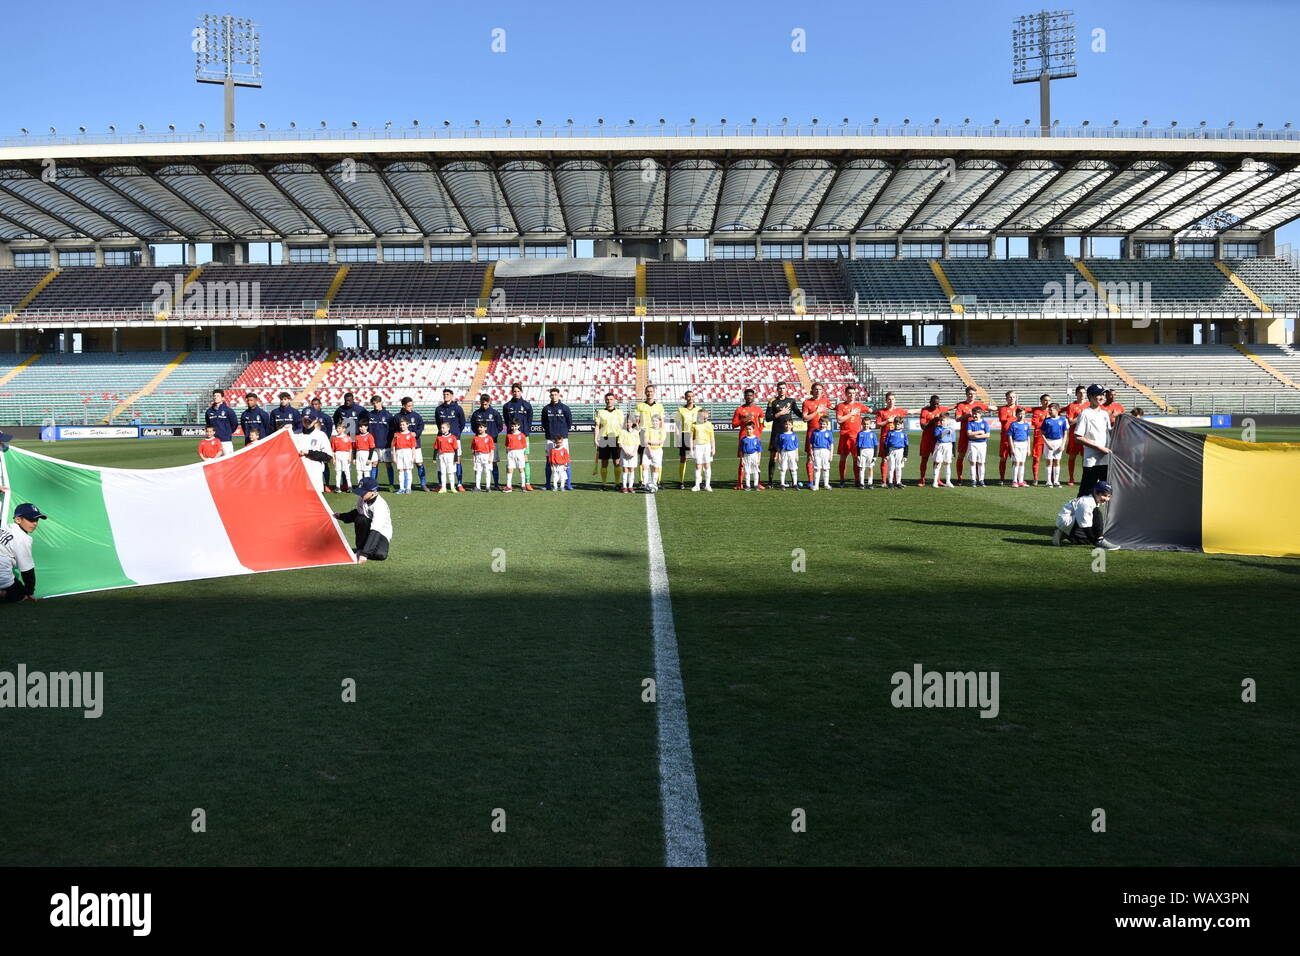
<box><xmin>101</xmin><ymin>467</ymin><xmax>249</xmax><ymax>586</ymax></box>
<box><xmin>644</xmin><ymin>493</ymin><xmax>707</xmax><ymax>867</ymax></box>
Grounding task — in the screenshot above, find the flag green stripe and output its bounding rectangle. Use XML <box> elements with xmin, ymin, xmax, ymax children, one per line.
<box><xmin>3</xmin><ymin>450</ymin><xmax>134</xmax><ymax>597</ymax></box>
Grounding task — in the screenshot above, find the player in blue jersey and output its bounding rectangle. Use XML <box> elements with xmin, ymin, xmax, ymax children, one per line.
<box><xmin>809</xmin><ymin>415</ymin><xmax>835</xmax><ymax>490</ymax></box>
<box><xmin>930</xmin><ymin>411</ymin><xmax>957</xmax><ymax>488</ymax></box>
<box><xmin>1038</xmin><ymin>403</ymin><xmax>1069</xmax><ymax>487</ymax></box>
<box><xmin>965</xmin><ymin>407</ymin><xmax>990</xmax><ymax>486</ymax></box>
<box><xmin>366</xmin><ymin>395</ymin><xmax>396</xmax><ymax>489</ymax></box>
<box><xmin>774</xmin><ymin>420</ymin><xmax>800</xmax><ymax>488</ymax></box>
<box><xmin>1007</xmin><ymin>407</ymin><xmax>1033</xmax><ymax>487</ymax></box>
<box><xmin>738</xmin><ymin>423</ymin><xmax>764</xmax><ymax>490</ymax></box>
<box><xmin>884</xmin><ymin>422</ymin><xmax>909</xmax><ymax>489</ymax></box>
<box><xmin>855</xmin><ymin>423</ymin><xmax>878</xmax><ymax>488</ymax></box>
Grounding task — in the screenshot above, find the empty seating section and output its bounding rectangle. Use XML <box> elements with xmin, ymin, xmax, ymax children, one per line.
<box><xmin>227</xmin><ymin>349</ymin><xmax>328</xmax><ymax>402</ymax></box>
<box><xmin>26</xmin><ymin>266</ymin><xmax>187</xmax><ymax>313</ymax></box>
<box><xmin>800</xmin><ymin>343</ymin><xmax>857</xmax><ymax>386</ymax></box>
<box><xmin>841</xmin><ymin>261</ymin><xmax>949</xmax><ymax>310</ymax></box>
<box><xmin>313</xmin><ymin>349</ymin><xmax>480</xmax><ymax>407</ymax></box>
<box><xmin>644</xmin><ymin>346</ymin><xmax>799</xmax><ymax>403</ymax></box>
<box><xmin>788</xmin><ymin>261</ymin><xmax>853</xmax><ymax>309</ymax></box>
<box><xmin>942</xmin><ymin>260</ymin><xmax>1076</xmax><ymax>310</ymax></box>
<box><xmin>645</xmin><ymin>262</ymin><xmax>791</xmax><ymax>312</ymax></box>
<box><xmin>848</xmin><ymin>347</ymin><xmax>967</xmax><ymax>407</ymax></box>
<box><xmin>126</xmin><ymin>351</ymin><xmax>249</xmax><ymax>422</ymax></box>
<box><xmin>953</xmin><ymin>346</ymin><xmax>1141</xmax><ymax>408</ymax></box>
<box><xmin>493</xmin><ymin>275</ymin><xmax>634</xmax><ymax>312</ymax></box>
<box><xmin>1084</xmin><ymin>260</ymin><xmax>1251</xmax><ymax>310</ymax></box>
<box><xmin>1103</xmin><ymin>345</ymin><xmax>1282</xmax><ymax>409</ymax></box>
<box><xmin>197</xmin><ymin>264</ymin><xmax>337</xmax><ymax>309</ymax></box>
<box><xmin>0</xmin><ymin>268</ymin><xmax>50</xmax><ymax>311</ymax></box>
<box><xmin>330</xmin><ymin>262</ymin><xmax>487</xmax><ymax>309</ymax></box>
<box><xmin>483</xmin><ymin>347</ymin><xmax>635</xmax><ymax>404</ymax></box>
<box><xmin>1255</xmin><ymin>344</ymin><xmax>1300</xmax><ymax>384</ymax></box>
<box><xmin>1224</xmin><ymin>258</ymin><xmax>1300</xmax><ymax>307</ymax></box>
<box><xmin>0</xmin><ymin>353</ymin><xmax>182</xmax><ymax>424</ymax></box>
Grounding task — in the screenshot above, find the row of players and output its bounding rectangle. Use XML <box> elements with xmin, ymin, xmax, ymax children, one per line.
<box><xmin>200</xmin><ymin>381</ymin><xmax>1131</xmax><ymax>493</ymax></box>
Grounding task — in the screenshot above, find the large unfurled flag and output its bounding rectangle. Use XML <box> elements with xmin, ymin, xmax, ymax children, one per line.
<box><xmin>537</xmin><ymin>318</ymin><xmax>547</xmax><ymax>349</ymax></box>
<box><xmin>1107</xmin><ymin>414</ymin><xmax>1300</xmax><ymax>558</ymax></box>
<box><xmin>0</xmin><ymin>429</ymin><xmax>355</xmax><ymax>599</ymax></box>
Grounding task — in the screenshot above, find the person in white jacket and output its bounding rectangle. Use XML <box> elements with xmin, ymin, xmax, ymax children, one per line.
<box><xmin>293</xmin><ymin>413</ymin><xmax>333</xmax><ymax>490</ymax></box>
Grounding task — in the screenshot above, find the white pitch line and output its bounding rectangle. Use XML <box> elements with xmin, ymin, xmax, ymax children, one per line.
<box><xmin>644</xmin><ymin>492</ymin><xmax>708</xmax><ymax>867</ymax></box>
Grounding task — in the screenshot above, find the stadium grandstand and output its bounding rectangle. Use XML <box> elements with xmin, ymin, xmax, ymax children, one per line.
<box><xmin>2</xmin><ymin>124</ymin><xmax>1300</xmax><ymax>424</ymax></box>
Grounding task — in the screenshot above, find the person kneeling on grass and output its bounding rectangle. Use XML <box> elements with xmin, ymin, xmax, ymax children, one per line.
<box><xmin>334</xmin><ymin>477</ymin><xmax>392</xmax><ymax>562</ymax></box>
<box><xmin>1053</xmin><ymin>480</ymin><xmax>1119</xmax><ymax>550</ymax></box>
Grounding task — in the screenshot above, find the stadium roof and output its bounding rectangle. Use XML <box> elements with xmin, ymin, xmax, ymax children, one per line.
<box><xmin>1</xmin><ymin>126</ymin><xmax>1299</xmax><ymax>245</ymax></box>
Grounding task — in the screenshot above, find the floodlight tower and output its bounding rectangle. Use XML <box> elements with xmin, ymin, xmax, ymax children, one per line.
<box><xmin>1012</xmin><ymin>10</ymin><xmax>1076</xmax><ymax>137</ymax></box>
<box><xmin>195</xmin><ymin>14</ymin><xmax>262</xmax><ymax>141</ymax></box>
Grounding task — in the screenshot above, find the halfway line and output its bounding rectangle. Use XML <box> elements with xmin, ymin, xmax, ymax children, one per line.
<box><xmin>644</xmin><ymin>492</ymin><xmax>708</xmax><ymax>867</ymax></box>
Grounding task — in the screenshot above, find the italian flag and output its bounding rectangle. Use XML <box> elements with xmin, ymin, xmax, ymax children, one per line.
<box><xmin>0</xmin><ymin>429</ymin><xmax>355</xmax><ymax>599</ymax></box>
<box><xmin>537</xmin><ymin>318</ymin><xmax>547</xmax><ymax>349</ymax></box>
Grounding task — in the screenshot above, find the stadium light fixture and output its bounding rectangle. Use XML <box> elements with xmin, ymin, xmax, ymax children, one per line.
<box><xmin>195</xmin><ymin>14</ymin><xmax>262</xmax><ymax>143</ymax></box>
<box><xmin>1012</xmin><ymin>9</ymin><xmax>1077</xmax><ymax>137</ymax></box>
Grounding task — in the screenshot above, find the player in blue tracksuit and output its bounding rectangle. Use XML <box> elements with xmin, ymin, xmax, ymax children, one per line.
<box><xmin>502</xmin><ymin>383</ymin><xmax>533</xmax><ymax>438</ymax></box>
<box><xmin>433</xmin><ymin>389</ymin><xmax>467</xmax><ymax>491</ymax></box>
<box><xmin>541</xmin><ymin>388</ymin><xmax>575</xmax><ymax>489</ymax></box>
<box><xmin>238</xmin><ymin>393</ymin><xmax>273</xmax><ymax>448</ymax></box>
<box><xmin>269</xmin><ymin>392</ymin><xmax>303</xmax><ymax>434</ymax></box>
<box><xmin>333</xmin><ymin>392</ymin><xmax>368</xmax><ymax>437</ymax></box>
<box><xmin>367</xmin><ymin>395</ymin><xmax>396</xmax><ymax>489</ymax></box>
<box><xmin>884</xmin><ymin>425</ymin><xmax>909</xmax><ymax>489</ymax></box>
<box><xmin>469</xmin><ymin>394</ymin><xmax>505</xmax><ymax>490</ymax></box>
<box><xmin>309</xmin><ymin>397</ymin><xmax>333</xmax><ymax>438</ymax></box>
<box><xmin>204</xmin><ymin>390</ymin><xmax>240</xmax><ymax>456</ymax></box>
<box><xmin>396</xmin><ymin>396</ymin><xmax>428</xmax><ymax>490</ymax></box>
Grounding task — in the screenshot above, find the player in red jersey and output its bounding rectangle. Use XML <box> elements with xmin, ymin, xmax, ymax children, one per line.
<box><xmin>801</xmin><ymin>382</ymin><xmax>832</xmax><ymax>484</ymax></box>
<box><xmin>874</xmin><ymin>392</ymin><xmax>909</xmax><ymax>486</ymax></box>
<box><xmin>731</xmin><ymin>388</ymin><xmax>766</xmax><ymax>490</ymax></box>
<box><xmin>1063</xmin><ymin>384</ymin><xmax>1087</xmax><ymax>485</ymax></box>
<box><xmin>1104</xmin><ymin>389</ymin><xmax>1125</xmax><ymax>423</ymax></box>
<box><xmin>198</xmin><ymin>426</ymin><xmax>222</xmax><ymax>460</ymax></box>
<box><xmin>916</xmin><ymin>394</ymin><xmax>950</xmax><ymax>486</ymax></box>
<box><xmin>1028</xmin><ymin>393</ymin><xmax>1053</xmax><ymax>485</ymax></box>
<box><xmin>996</xmin><ymin>390</ymin><xmax>1026</xmax><ymax>485</ymax></box>
<box><xmin>952</xmin><ymin>385</ymin><xmax>989</xmax><ymax>482</ymax></box>
<box><xmin>834</xmin><ymin>384</ymin><xmax>869</xmax><ymax>487</ymax></box>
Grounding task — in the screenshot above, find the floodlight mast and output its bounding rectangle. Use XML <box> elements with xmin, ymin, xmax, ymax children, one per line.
<box><xmin>195</xmin><ymin>13</ymin><xmax>262</xmax><ymax>142</ymax></box>
<box><xmin>1012</xmin><ymin>9</ymin><xmax>1077</xmax><ymax>137</ymax></box>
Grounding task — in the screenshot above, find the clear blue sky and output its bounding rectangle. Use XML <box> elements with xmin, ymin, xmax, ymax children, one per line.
<box><xmin>4</xmin><ymin>0</ymin><xmax>1297</xmax><ymax>248</ymax></box>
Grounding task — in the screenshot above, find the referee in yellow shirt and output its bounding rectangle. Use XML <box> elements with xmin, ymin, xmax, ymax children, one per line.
<box><xmin>593</xmin><ymin>392</ymin><xmax>625</xmax><ymax>489</ymax></box>
<box><xmin>634</xmin><ymin>384</ymin><xmax>666</xmax><ymax>477</ymax></box>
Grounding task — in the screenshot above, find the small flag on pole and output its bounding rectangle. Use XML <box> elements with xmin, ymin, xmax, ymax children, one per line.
<box><xmin>686</xmin><ymin>320</ymin><xmax>694</xmax><ymax>346</ymax></box>
<box><xmin>639</xmin><ymin>322</ymin><xmax>645</xmax><ymax>347</ymax></box>
<box><xmin>537</xmin><ymin>318</ymin><xmax>546</xmax><ymax>349</ymax></box>
<box><xmin>586</xmin><ymin>319</ymin><xmax>596</xmax><ymax>347</ymax></box>
<box><xmin>730</xmin><ymin>323</ymin><xmax>743</xmax><ymax>346</ymax></box>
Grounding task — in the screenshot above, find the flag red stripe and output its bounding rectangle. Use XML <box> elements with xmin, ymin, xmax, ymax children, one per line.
<box><xmin>202</xmin><ymin>430</ymin><xmax>354</xmax><ymax>571</ymax></box>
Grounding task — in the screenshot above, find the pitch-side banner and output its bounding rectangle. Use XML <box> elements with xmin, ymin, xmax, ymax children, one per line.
<box><xmin>0</xmin><ymin>429</ymin><xmax>356</xmax><ymax>598</ymax></box>
<box><xmin>1108</xmin><ymin>414</ymin><xmax>1300</xmax><ymax>558</ymax></box>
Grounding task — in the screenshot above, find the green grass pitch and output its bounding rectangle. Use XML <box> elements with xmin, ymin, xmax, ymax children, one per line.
<box><xmin>2</xmin><ymin>429</ymin><xmax>1297</xmax><ymax>866</ymax></box>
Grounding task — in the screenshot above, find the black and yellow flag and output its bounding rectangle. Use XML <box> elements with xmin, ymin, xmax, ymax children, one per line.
<box><xmin>1108</xmin><ymin>415</ymin><xmax>1300</xmax><ymax>558</ymax></box>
